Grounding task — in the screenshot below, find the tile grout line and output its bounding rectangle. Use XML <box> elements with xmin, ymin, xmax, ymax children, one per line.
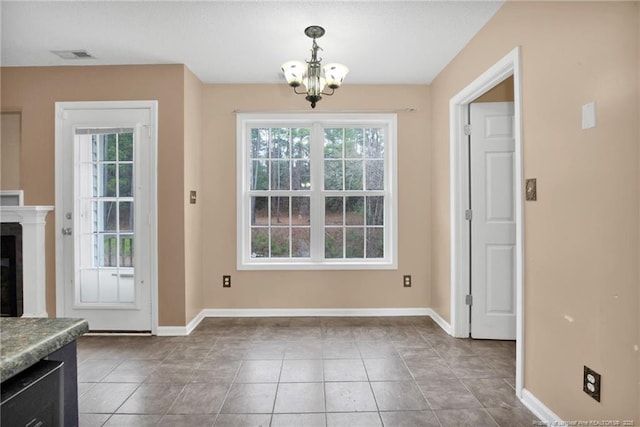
<box><xmin>267</xmin><ymin>352</ymin><xmax>286</xmax><ymax>426</ymax></box>
<box><xmin>359</xmin><ymin>340</ymin><xmax>385</xmax><ymax>426</ymax></box>
<box><xmin>394</xmin><ymin>325</ymin><xmax>444</xmax><ymax>427</ymax></box>
<box><xmin>211</xmin><ymin>340</ymin><xmax>243</xmax><ymax>427</ymax></box>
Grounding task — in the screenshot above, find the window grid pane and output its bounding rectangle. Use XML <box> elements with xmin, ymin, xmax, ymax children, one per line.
<box><xmin>89</xmin><ymin>131</ymin><xmax>135</xmax><ymax>268</ymax></box>
<box><xmin>243</xmin><ymin>119</ymin><xmax>393</xmax><ymax>267</ymax></box>
<box><xmin>323</xmin><ymin>196</ymin><xmax>385</xmax><ymax>260</ymax></box>
<box><xmin>322</xmin><ymin>127</ymin><xmax>385</xmax><ymax>260</ymax></box>
<box><xmin>250</xmin><ymin>195</ymin><xmax>311</xmax><ymax>259</ymax></box>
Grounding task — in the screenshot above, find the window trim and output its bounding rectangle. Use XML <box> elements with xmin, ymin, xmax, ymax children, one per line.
<box><xmin>236</xmin><ymin>113</ymin><xmax>398</xmax><ymax>270</ymax></box>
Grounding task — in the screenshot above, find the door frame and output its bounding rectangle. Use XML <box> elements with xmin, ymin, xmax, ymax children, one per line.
<box><xmin>54</xmin><ymin>100</ymin><xmax>159</xmax><ymax>334</ymax></box>
<box><xmin>448</xmin><ymin>47</ymin><xmax>524</xmax><ymax>396</ymax></box>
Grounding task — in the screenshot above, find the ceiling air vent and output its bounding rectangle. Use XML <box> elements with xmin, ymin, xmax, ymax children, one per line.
<box><xmin>51</xmin><ymin>50</ymin><xmax>96</xmax><ymax>60</ymax></box>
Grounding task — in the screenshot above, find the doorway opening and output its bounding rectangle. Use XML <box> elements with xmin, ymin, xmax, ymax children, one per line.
<box><xmin>449</xmin><ymin>47</ymin><xmax>524</xmax><ymax>397</ymax></box>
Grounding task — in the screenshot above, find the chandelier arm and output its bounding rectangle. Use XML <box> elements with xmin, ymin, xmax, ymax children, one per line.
<box><xmin>293</xmin><ymin>86</ymin><xmax>308</xmax><ymax>96</ymax></box>
<box><xmin>321</xmin><ymin>88</ymin><xmax>336</xmax><ymax>97</ymax></box>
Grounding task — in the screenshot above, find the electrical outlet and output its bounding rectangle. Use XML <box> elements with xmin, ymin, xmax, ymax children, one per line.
<box><xmin>403</xmin><ymin>275</ymin><xmax>412</xmax><ymax>287</ymax></box>
<box><xmin>223</xmin><ymin>275</ymin><xmax>231</xmax><ymax>288</ymax></box>
<box><xmin>583</xmin><ymin>366</ymin><xmax>601</xmax><ymax>402</ymax></box>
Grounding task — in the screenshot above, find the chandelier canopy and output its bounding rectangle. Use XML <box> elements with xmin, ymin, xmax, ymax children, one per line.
<box><xmin>281</xmin><ymin>26</ymin><xmax>349</xmax><ymax>109</ymax></box>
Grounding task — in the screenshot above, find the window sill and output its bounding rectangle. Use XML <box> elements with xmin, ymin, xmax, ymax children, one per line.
<box><xmin>237</xmin><ymin>260</ymin><xmax>398</xmax><ymax>271</ymax></box>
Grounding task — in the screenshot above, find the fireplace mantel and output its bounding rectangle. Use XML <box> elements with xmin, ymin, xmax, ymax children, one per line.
<box><xmin>1</xmin><ymin>206</ymin><xmax>53</xmax><ymax>318</ymax></box>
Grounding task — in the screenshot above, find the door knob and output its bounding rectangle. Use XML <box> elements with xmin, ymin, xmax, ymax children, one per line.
<box><xmin>61</xmin><ymin>227</ymin><xmax>72</xmax><ymax>235</ymax></box>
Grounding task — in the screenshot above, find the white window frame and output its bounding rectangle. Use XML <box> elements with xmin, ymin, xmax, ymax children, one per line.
<box><xmin>237</xmin><ymin>113</ymin><xmax>398</xmax><ymax>270</ymax></box>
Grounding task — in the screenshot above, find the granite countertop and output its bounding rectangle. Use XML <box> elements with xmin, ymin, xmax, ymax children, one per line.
<box><xmin>0</xmin><ymin>317</ymin><xmax>89</xmax><ymax>382</ymax></box>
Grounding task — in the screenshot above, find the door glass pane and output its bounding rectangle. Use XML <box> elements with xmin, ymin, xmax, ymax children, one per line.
<box><xmin>98</xmin><ymin>164</ymin><xmax>117</xmax><ymax>197</ymax></box>
<box><xmin>98</xmin><ymin>134</ymin><xmax>117</xmax><ymax>161</ymax></box>
<box><xmin>97</xmin><ymin>201</ymin><xmax>117</xmax><ymax>232</ymax></box>
<box><xmin>119</xmin><ymin>202</ymin><xmax>134</xmax><ymax>232</ymax></box>
<box><xmin>120</xmin><ymin>236</ymin><xmax>134</xmax><ymax>267</ymax></box>
<box><xmin>76</xmin><ymin>128</ymin><xmax>137</xmax><ymax>306</ymax></box>
<box><xmin>118</xmin><ymin>133</ymin><xmax>134</xmax><ymax>161</ymax></box>
<box><xmin>99</xmin><ymin>234</ymin><xmax>118</xmax><ymax>267</ymax></box>
<box><xmin>119</xmin><ymin>164</ymin><xmax>134</xmax><ymax>197</ymax></box>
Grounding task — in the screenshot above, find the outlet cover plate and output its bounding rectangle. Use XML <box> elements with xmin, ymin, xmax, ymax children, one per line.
<box><xmin>583</xmin><ymin>365</ymin><xmax>601</xmax><ymax>402</ymax></box>
<box><xmin>403</xmin><ymin>275</ymin><xmax>412</xmax><ymax>287</ymax></box>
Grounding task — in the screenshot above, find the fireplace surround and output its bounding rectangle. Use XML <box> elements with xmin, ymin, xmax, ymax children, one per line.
<box><xmin>1</xmin><ymin>223</ymin><xmax>23</xmax><ymax>317</ymax></box>
<box><xmin>0</xmin><ymin>206</ymin><xmax>53</xmax><ymax>318</ymax></box>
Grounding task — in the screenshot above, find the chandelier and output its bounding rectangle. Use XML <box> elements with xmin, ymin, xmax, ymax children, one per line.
<box><xmin>281</xmin><ymin>26</ymin><xmax>349</xmax><ymax>109</ymax></box>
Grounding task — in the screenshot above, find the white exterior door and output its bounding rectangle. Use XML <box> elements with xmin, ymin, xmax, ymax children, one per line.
<box><xmin>469</xmin><ymin>102</ymin><xmax>516</xmax><ymax>340</ymax></box>
<box><xmin>56</xmin><ymin>102</ymin><xmax>157</xmax><ymax>332</ymax></box>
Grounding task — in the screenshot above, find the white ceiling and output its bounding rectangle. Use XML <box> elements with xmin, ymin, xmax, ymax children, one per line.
<box><xmin>1</xmin><ymin>1</ymin><xmax>504</xmax><ymax>84</ymax></box>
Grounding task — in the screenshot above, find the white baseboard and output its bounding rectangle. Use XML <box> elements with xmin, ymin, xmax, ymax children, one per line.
<box><xmin>156</xmin><ymin>326</ymin><xmax>188</xmax><ymax>336</ymax></box>
<box><xmin>201</xmin><ymin>307</ymin><xmax>431</xmax><ymax>318</ymax></box>
<box><xmin>156</xmin><ymin>310</ymin><xmax>206</xmax><ymax>336</ymax></box>
<box><xmin>521</xmin><ymin>388</ymin><xmax>563</xmax><ymax>426</ymax></box>
<box><xmin>157</xmin><ymin>307</ymin><xmax>434</xmax><ymax>336</ymax></box>
<box><xmin>424</xmin><ymin>308</ymin><xmax>452</xmax><ymax>335</ymax></box>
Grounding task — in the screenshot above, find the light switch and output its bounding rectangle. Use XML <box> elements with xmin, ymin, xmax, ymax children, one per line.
<box><xmin>525</xmin><ymin>179</ymin><xmax>537</xmax><ymax>201</ymax></box>
<box><xmin>582</xmin><ymin>102</ymin><xmax>596</xmax><ymax>130</ymax></box>
<box><xmin>189</xmin><ymin>190</ymin><xmax>197</xmax><ymax>204</ymax></box>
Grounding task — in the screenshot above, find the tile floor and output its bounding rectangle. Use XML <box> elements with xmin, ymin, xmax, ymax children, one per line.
<box><xmin>77</xmin><ymin>316</ymin><xmax>539</xmax><ymax>426</ymax></box>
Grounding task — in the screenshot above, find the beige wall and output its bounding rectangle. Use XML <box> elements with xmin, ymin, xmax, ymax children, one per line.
<box><xmin>473</xmin><ymin>75</ymin><xmax>514</xmax><ymax>103</ymax></box>
<box><xmin>431</xmin><ymin>1</ymin><xmax>639</xmax><ymax>420</ymax></box>
<box><xmin>1</xmin><ymin>112</ymin><xmax>21</xmax><ymax>189</ymax></box>
<box><xmin>184</xmin><ymin>68</ymin><xmax>204</xmax><ymax>323</ymax></box>
<box><xmin>0</xmin><ymin>65</ymin><xmax>187</xmax><ymax>326</ymax></box>
<box><xmin>201</xmin><ymin>84</ymin><xmax>431</xmax><ymax>309</ymax></box>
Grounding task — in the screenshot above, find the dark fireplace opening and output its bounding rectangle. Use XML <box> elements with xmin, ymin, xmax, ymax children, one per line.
<box><xmin>1</xmin><ymin>223</ymin><xmax>23</xmax><ymax>317</ymax></box>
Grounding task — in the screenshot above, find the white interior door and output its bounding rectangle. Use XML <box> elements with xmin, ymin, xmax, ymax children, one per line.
<box><xmin>469</xmin><ymin>101</ymin><xmax>516</xmax><ymax>340</ymax></box>
<box><xmin>56</xmin><ymin>102</ymin><xmax>157</xmax><ymax>332</ymax></box>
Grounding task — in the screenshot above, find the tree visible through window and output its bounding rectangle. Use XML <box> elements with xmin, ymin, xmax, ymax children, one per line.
<box><xmin>238</xmin><ymin>114</ymin><xmax>397</xmax><ymax>270</ymax></box>
<box><xmin>91</xmin><ymin>131</ymin><xmax>134</xmax><ymax>268</ymax></box>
